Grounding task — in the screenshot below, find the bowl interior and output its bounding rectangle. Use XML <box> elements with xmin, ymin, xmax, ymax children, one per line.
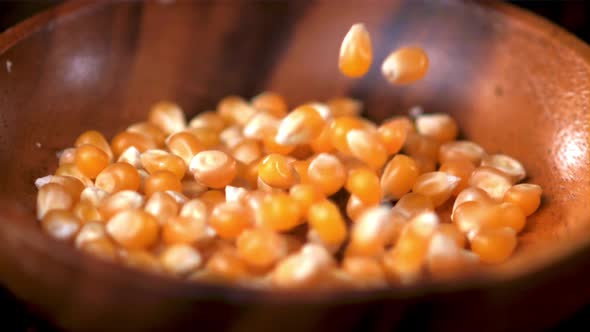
<box><xmin>0</xmin><ymin>0</ymin><xmax>588</xmax><ymax>296</ymax></box>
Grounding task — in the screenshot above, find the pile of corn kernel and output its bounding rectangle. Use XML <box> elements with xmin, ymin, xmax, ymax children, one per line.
<box><xmin>34</xmin><ymin>23</ymin><xmax>542</xmax><ymax>289</ymax></box>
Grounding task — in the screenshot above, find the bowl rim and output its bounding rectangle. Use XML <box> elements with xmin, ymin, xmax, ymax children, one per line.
<box><xmin>0</xmin><ymin>0</ymin><xmax>589</xmax><ymax>305</ymax></box>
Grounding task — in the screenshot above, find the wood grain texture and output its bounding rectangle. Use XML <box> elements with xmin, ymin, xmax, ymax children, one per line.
<box><xmin>0</xmin><ymin>1</ymin><xmax>588</xmax><ymax>331</ymax></box>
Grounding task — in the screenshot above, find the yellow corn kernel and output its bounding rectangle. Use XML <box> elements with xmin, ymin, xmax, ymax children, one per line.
<box><xmin>481</xmin><ymin>154</ymin><xmax>526</xmax><ymax>183</ymax></box>
<box><xmin>251</xmin><ymin>91</ymin><xmax>288</xmax><ymax>118</ymax></box>
<box><xmin>345</xmin><ymin>167</ymin><xmax>380</xmax><ymax>205</ymax></box>
<box><xmin>117</xmin><ymin>146</ymin><xmax>142</xmax><ymax>169</ymax></box>
<box><xmin>259</xmin><ymin>192</ymin><xmax>302</xmax><ymax>231</ymax></box>
<box><xmin>275</xmin><ymin>105</ymin><xmax>325</xmax><ymax>145</ymax></box>
<box><xmin>48</xmin><ymin>175</ymin><xmax>85</xmax><ymax>201</ymax></box>
<box><xmin>99</xmin><ymin>190</ymin><xmax>144</xmax><ymax>220</ymax></box>
<box><xmin>394</xmin><ymin>192</ymin><xmax>434</xmax><ymax>219</ymax></box>
<box><xmin>309</xmin><ymin>124</ymin><xmax>335</xmax><ymax>153</ymax></box>
<box><xmin>439</xmin><ymin>140</ymin><xmax>485</xmax><ymax>165</ymax></box>
<box><xmin>188</xmin><ymin>126</ymin><xmax>221</xmax><ymax>149</ymax></box>
<box><xmin>347</xmin><ymin>206</ymin><xmax>403</xmax><ymax>257</ymax></box>
<box><xmin>231</xmin><ymin>139</ymin><xmax>262</xmax><ymax>165</ymax></box>
<box><xmin>73</xmin><ymin>201</ymin><xmax>102</xmax><ymax>224</ymax></box>
<box><xmin>74</xmin><ymin>130</ymin><xmax>113</xmax><ymax>161</ymax></box>
<box><xmin>439</xmin><ymin>159</ymin><xmax>475</xmax><ymax>195</ymax></box>
<box><xmin>111</xmin><ymin>131</ymin><xmax>157</xmax><ymax>158</ymax></box>
<box><xmin>326</xmin><ymin>97</ymin><xmax>362</xmax><ymax>117</ymax></box>
<box><xmin>328</xmin><ymin>116</ymin><xmax>365</xmax><ymax>155</ymax></box>
<box><xmin>272</xmin><ymin>244</ymin><xmax>334</xmax><ymax>289</ymax></box>
<box><xmin>209</xmin><ymin>202</ymin><xmax>252</xmax><ymax>239</ymax></box>
<box><xmin>127</xmin><ymin>122</ymin><xmax>167</xmax><ymax>147</ymax></box>
<box><xmin>452</xmin><ymin>187</ymin><xmax>496</xmax><ymax>219</ymax></box>
<box><xmin>163</xmin><ymin>215</ymin><xmax>212</xmax><ymax>245</ymax></box>
<box><xmin>75</xmin><ymin>222</ymin><xmax>107</xmax><ymax>248</ymax></box>
<box><xmin>339</xmin><ymin>23</ymin><xmax>373</xmax><ymax>78</ymax></box>
<box><xmin>289</xmin><ymin>183</ymin><xmax>324</xmax><ymax>215</ymax></box>
<box><xmin>205</xmin><ymin>249</ymin><xmax>251</xmax><ymax>283</ymax></box>
<box><xmin>307</xmin><ymin>200</ymin><xmax>347</xmax><ymax>247</ymax></box>
<box><xmin>144</xmin><ymin>191</ymin><xmax>179</xmax><ymax>225</ymax></box>
<box><xmin>381</xmin><ymin>47</ymin><xmax>429</xmax><ymax>84</ymax></box>
<box><xmin>144</xmin><ymin>170</ymin><xmax>183</xmax><ymax>197</ymax></box>
<box><xmin>403</xmin><ymin>133</ymin><xmax>440</xmax><ymax>161</ymax></box>
<box><xmin>380</xmin><ymin>154</ymin><xmax>419</xmax><ymax>200</ymax></box>
<box><xmin>106</xmin><ymin>209</ymin><xmax>159</xmax><ymax>249</ymax></box>
<box><xmin>160</xmin><ymin>244</ymin><xmax>202</xmax><ymax>276</ymax></box>
<box><xmin>342</xmin><ymin>257</ymin><xmax>387</xmax><ymax>289</ymax></box>
<box><xmin>189</xmin><ymin>150</ymin><xmax>237</xmax><ymax>189</ymax></box>
<box><xmin>182</xmin><ymin>179</ymin><xmax>208</xmax><ymax>198</ymax></box>
<box><xmin>471</xmin><ymin>227</ymin><xmax>517</xmax><ymax>264</ymax></box>
<box><xmin>503</xmin><ymin>183</ymin><xmax>542</xmax><ymax>216</ymax></box>
<box><xmin>95</xmin><ymin>162</ymin><xmax>141</xmax><ymax>193</ymax></box>
<box><xmin>412</xmin><ymin>171</ymin><xmax>461</xmax><ymax>207</ymax></box>
<box><xmin>166</xmin><ymin>131</ymin><xmax>205</xmax><ymax>165</ymax></box>
<box><xmin>140</xmin><ymin>149</ymin><xmax>186</xmax><ymax>180</ymax></box>
<box><xmin>189</xmin><ymin>111</ymin><xmax>226</xmax><ymax>133</ymax></box>
<box><xmin>307</xmin><ymin>153</ymin><xmax>346</xmax><ymax>196</ymax></box>
<box><xmin>346</xmin><ymin>129</ymin><xmax>388</xmax><ymax>169</ymax></box>
<box><xmin>237</xmin><ymin>228</ymin><xmax>288</xmax><ymax>269</ymax></box>
<box><xmin>262</xmin><ymin>127</ymin><xmax>296</xmax><ymax>155</ymax></box>
<box><xmin>346</xmin><ymin>194</ymin><xmax>374</xmax><ymax>222</ymax></box>
<box><xmin>73</xmin><ymin>144</ymin><xmax>110</xmax><ymax>179</ymax></box>
<box><xmin>469</xmin><ymin>166</ymin><xmax>513</xmax><ymax>201</ymax></box>
<box><xmin>148</xmin><ymin>101</ymin><xmax>186</xmax><ymax>134</ymax></box>
<box><xmin>37</xmin><ymin>183</ymin><xmax>73</xmax><ymax>219</ymax></box>
<box><xmin>55</xmin><ymin>163</ymin><xmax>93</xmax><ymax>187</ymax></box>
<box><xmin>258</xmin><ymin>154</ymin><xmax>298</xmax><ymax>189</ymax></box>
<box><xmin>378</xmin><ymin>117</ymin><xmax>410</xmax><ymax>155</ymax></box>
<box><xmin>58</xmin><ymin>148</ymin><xmax>77</xmax><ymax>165</ymax></box>
<box><xmin>41</xmin><ymin>209</ymin><xmax>81</xmax><ymax>242</ymax></box>
<box><xmin>437</xmin><ymin>223</ymin><xmax>466</xmax><ymax>248</ymax></box>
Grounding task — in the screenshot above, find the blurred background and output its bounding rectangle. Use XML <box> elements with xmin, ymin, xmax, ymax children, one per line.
<box><xmin>0</xmin><ymin>1</ymin><xmax>588</xmax><ymax>331</ymax></box>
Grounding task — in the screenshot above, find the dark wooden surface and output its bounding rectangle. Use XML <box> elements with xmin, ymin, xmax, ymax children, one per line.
<box><xmin>0</xmin><ymin>1</ymin><xmax>589</xmax><ymax>331</ymax></box>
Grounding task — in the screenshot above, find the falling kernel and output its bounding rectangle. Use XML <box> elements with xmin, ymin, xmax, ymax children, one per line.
<box><xmin>381</xmin><ymin>47</ymin><xmax>429</xmax><ymax>84</ymax></box>
<box><xmin>339</xmin><ymin>23</ymin><xmax>373</xmax><ymax>78</ymax></box>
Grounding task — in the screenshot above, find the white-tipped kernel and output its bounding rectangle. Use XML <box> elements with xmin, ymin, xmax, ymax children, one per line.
<box><xmin>220</xmin><ymin>125</ymin><xmax>244</xmax><ymax>149</ymax></box>
<box><xmin>80</xmin><ymin>186</ymin><xmax>109</xmax><ymax>207</ymax></box>
<box><xmin>225</xmin><ymin>185</ymin><xmax>248</xmax><ymax>204</ymax></box>
<box><xmin>75</xmin><ymin>222</ymin><xmax>107</xmax><ymax>248</ymax></box>
<box><xmin>118</xmin><ymin>146</ymin><xmax>142</xmax><ymax>169</ymax></box>
<box><xmin>165</xmin><ymin>190</ymin><xmax>188</xmax><ymax>205</ymax></box>
<box><xmin>469</xmin><ymin>166</ymin><xmax>513</xmax><ymax>201</ymax></box>
<box><xmin>481</xmin><ymin>154</ymin><xmax>526</xmax><ymax>183</ymax></box>
<box><xmin>242</xmin><ymin>112</ymin><xmax>279</xmax><ymax>139</ymax></box>
<box><xmin>160</xmin><ymin>244</ymin><xmax>202</xmax><ymax>276</ymax></box>
<box><xmin>35</xmin><ymin>175</ymin><xmax>53</xmax><ymax>189</ymax></box>
<box><xmin>149</xmin><ymin>101</ymin><xmax>186</xmax><ymax>134</ymax></box>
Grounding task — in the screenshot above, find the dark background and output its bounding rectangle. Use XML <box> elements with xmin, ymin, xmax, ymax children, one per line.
<box><xmin>0</xmin><ymin>1</ymin><xmax>589</xmax><ymax>331</ymax></box>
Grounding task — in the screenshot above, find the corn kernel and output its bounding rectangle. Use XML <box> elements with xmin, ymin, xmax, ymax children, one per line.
<box><xmin>346</xmin><ymin>194</ymin><xmax>374</xmax><ymax>222</ymax></box>
<box><xmin>74</xmin><ymin>130</ymin><xmax>114</xmax><ymax>161</ymax></box>
<box><xmin>329</xmin><ymin>116</ymin><xmax>365</xmax><ymax>155</ymax></box>
<box><xmin>237</xmin><ymin>228</ymin><xmax>288</xmax><ymax>269</ymax></box>
<box><xmin>394</xmin><ymin>192</ymin><xmax>434</xmax><ymax>219</ymax></box>
<box><xmin>307</xmin><ymin>153</ymin><xmax>346</xmax><ymax>196</ymax></box>
<box><xmin>437</xmin><ymin>223</ymin><xmax>466</xmax><ymax>248</ymax></box>
<box><xmin>127</xmin><ymin>122</ymin><xmax>167</xmax><ymax>147</ymax></box>
<box><xmin>380</xmin><ymin>154</ymin><xmax>420</xmax><ymax>200</ymax></box>
<box><xmin>144</xmin><ymin>191</ymin><xmax>179</xmax><ymax>225</ymax></box>
<box><xmin>452</xmin><ymin>187</ymin><xmax>495</xmax><ymax>219</ymax></box>
<box><xmin>58</xmin><ymin>148</ymin><xmax>77</xmax><ymax>165</ymax></box>
<box><xmin>188</xmin><ymin>127</ymin><xmax>221</xmax><ymax>149</ymax></box>
<box><xmin>217</xmin><ymin>95</ymin><xmax>256</xmax><ymax>126</ymax></box>
<box><xmin>503</xmin><ymin>183</ymin><xmax>542</xmax><ymax>216</ymax></box>
<box><xmin>259</xmin><ymin>192</ymin><xmax>302</xmax><ymax>231</ymax></box>
<box><xmin>469</xmin><ymin>166</ymin><xmax>513</xmax><ymax>201</ymax></box>
<box><xmin>117</xmin><ymin>146</ymin><xmax>142</xmax><ymax>169</ymax></box>
<box><xmin>378</xmin><ymin>117</ymin><xmax>410</xmax><ymax>155</ymax></box>
<box><xmin>289</xmin><ymin>183</ymin><xmax>324</xmax><ymax>215</ymax></box>
<box><xmin>272</xmin><ymin>244</ymin><xmax>334</xmax><ymax>289</ymax></box>
<box><xmin>345</xmin><ymin>167</ymin><xmax>381</xmax><ymax>204</ymax></box>
<box><xmin>258</xmin><ymin>154</ymin><xmax>298</xmax><ymax>189</ymax></box>
<box><xmin>308</xmin><ymin>200</ymin><xmax>347</xmax><ymax>247</ymax></box>
<box><xmin>73</xmin><ymin>201</ymin><xmax>102</xmax><ymax>224</ymax></box>
<box><xmin>55</xmin><ymin>163</ymin><xmax>93</xmax><ymax>187</ymax></box>
<box><xmin>439</xmin><ymin>159</ymin><xmax>475</xmax><ymax>195</ymax></box>
<box><xmin>163</xmin><ymin>215</ymin><xmax>213</xmax><ymax>245</ymax></box>
<box><xmin>251</xmin><ymin>91</ymin><xmax>288</xmax><ymax>118</ymax></box>
<box><xmin>209</xmin><ymin>202</ymin><xmax>252</xmax><ymax>239</ymax></box>
<box><xmin>346</xmin><ymin>129</ymin><xmax>388</xmax><ymax>169</ymax></box>
<box><xmin>75</xmin><ymin>222</ymin><xmax>107</xmax><ymax>248</ymax></box>
<box><xmin>99</xmin><ymin>190</ymin><xmax>144</xmax><ymax>220</ymax></box>
<box><xmin>275</xmin><ymin>105</ymin><xmax>325</xmax><ymax>145</ymax></box>
<box><xmin>342</xmin><ymin>257</ymin><xmax>387</xmax><ymax>288</ymax></box>
<box><xmin>95</xmin><ymin>162</ymin><xmax>141</xmax><ymax>193</ymax></box>
<box><xmin>106</xmin><ymin>209</ymin><xmax>159</xmax><ymax>249</ymax></box>
<box><xmin>74</xmin><ymin>144</ymin><xmax>110</xmax><ymax>179</ymax></box>
<box><xmin>189</xmin><ymin>150</ymin><xmax>237</xmax><ymax>189</ymax></box>
<box><xmin>439</xmin><ymin>140</ymin><xmax>485</xmax><ymax>165</ymax></box>
<box><xmin>37</xmin><ymin>183</ymin><xmax>73</xmax><ymax>219</ymax></box>
<box><xmin>412</xmin><ymin>171</ymin><xmax>461</xmax><ymax>207</ymax></box>
<box><xmin>415</xmin><ymin>113</ymin><xmax>458</xmax><ymax>143</ymax></box>
<box><xmin>339</xmin><ymin>23</ymin><xmax>373</xmax><ymax>78</ymax></box>
<box><xmin>119</xmin><ymin>249</ymin><xmax>162</xmax><ymax>273</ymax></box>
<box><xmin>347</xmin><ymin>206</ymin><xmax>403</xmax><ymax>257</ymax></box>
<box><xmin>41</xmin><ymin>209</ymin><xmax>81</xmax><ymax>242</ymax></box>
<box><xmin>231</xmin><ymin>139</ymin><xmax>262</xmax><ymax>165</ymax></box>
<box><xmin>381</xmin><ymin>47</ymin><xmax>429</xmax><ymax>84</ymax></box>
<box><xmin>471</xmin><ymin>227</ymin><xmax>517</xmax><ymax>264</ymax></box>
<box><xmin>309</xmin><ymin>124</ymin><xmax>334</xmax><ymax>153</ymax></box>
<box><xmin>160</xmin><ymin>244</ymin><xmax>202</xmax><ymax>276</ymax></box>
<box><xmin>111</xmin><ymin>131</ymin><xmax>157</xmax><ymax>158</ymax></box>
<box><xmin>80</xmin><ymin>238</ymin><xmax>118</xmax><ymax>262</ymax></box>
<box><xmin>205</xmin><ymin>249</ymin><xmax>251</xmax><ymax>282</ymax></box>
<box><xmin>166</xmin><ymin>131</ymin><xmax>205</xmax><ymax>165</ymax></box>
<box><xmin>326</xmin><ymin>97</ymin><xmax>362</xmax><ymax>117</ymax></box>
<box><xmin>481</xmin><ymin>154</ymin><xmax>526</xmax><ymax>183</ymax></box>
<box><xmin>242</xmin><ymin>112</ymin><xmax>279</xmax><ymax>140</ymax></box>
<box><xmin>144</xmin><ymin>170</ymin><xmax>183</xmax><ymax>197</ymax></box>
<box><xmin>140</xmin><ymin>149</ymin><xmax>186</xmax><ymax>180</ymax></box>
<box><xmin>189</xmin><ymin>111</ymin><xmax>226</xmax><ymax>133</ymax></box>
<box><xmin>48</xmin><ymin>175</ymin><xmax>85</xmax><ymax>201</ymax></box>
<box><xmin>148</xmin><ymin>101</ymin><xmax>186</xmax><ymax>134</ymax></box>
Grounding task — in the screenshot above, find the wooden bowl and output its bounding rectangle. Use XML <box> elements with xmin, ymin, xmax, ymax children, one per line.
<box><xmin>0</xmin><ymin>1</ymin><xmax>588</xmax><ymax>331</ymax></box>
